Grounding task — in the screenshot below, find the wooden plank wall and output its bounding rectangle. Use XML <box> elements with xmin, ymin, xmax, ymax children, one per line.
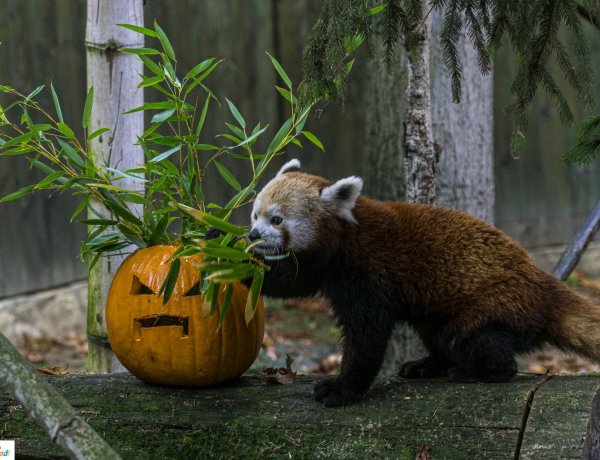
<box><xmin>0</xmin><ymin>1</ymin><xmax>599</xmax><ymax>297</ymax></box>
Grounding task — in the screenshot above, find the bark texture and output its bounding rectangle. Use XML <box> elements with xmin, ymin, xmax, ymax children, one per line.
<box><xmin>0</xmin><ymin>332</ymin><xmax>120</xmax><ymax>459</ymax></box>
<box><xmin>404</xmin><ymin>14</ymin><xmax>437</xmax><ymax>205</ymax></box>
<box><xmin>430</xmin><ymin>10</ymin><xmax>495</xmax><ymax>223</ymax></box>
<box><xmin>85</xmin><ymin>0</ymin><xmax>145</xmax><ymax>373</ymax></box>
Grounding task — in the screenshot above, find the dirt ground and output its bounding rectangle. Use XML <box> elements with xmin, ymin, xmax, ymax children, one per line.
<box><xmin>17</xmin><ymin>271</ymin><xmax>600</xmax><ymax>377</ymax></box>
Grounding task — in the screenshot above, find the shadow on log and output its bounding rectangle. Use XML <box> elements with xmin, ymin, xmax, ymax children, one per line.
<box><xmin>2</xmin><ymin>373</ymin><xmax>600</xmax><ymax>459</ymax></box>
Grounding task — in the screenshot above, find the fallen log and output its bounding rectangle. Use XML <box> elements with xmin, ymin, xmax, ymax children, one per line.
<box><xmin>1</xmin><ymin>372</ymin><xmax>599</xmax><ymax>459</ymax></box>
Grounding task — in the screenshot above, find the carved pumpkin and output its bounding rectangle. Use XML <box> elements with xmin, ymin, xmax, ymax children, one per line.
<box><xmin>106</xmin><ymin>245</ymin><xmax>264</xmax><ymax>386</ymax></box>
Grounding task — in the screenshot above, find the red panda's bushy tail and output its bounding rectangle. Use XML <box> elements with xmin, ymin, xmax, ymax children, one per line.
<box><xmin>552</xmin><ymin>286</ymin><xmax>600</xmax><ymax>363</ymax></box>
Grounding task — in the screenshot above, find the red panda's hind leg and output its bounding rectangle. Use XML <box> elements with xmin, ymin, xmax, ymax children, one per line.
<box><xmin>399</xmin><ymin>355</ymin><xmax>452</xmax><ymax>378</ymax></box>
<box><xmin>445</xmin><ymin>322</ymin><xmax>520</xmax><ymax>383</ymax></box>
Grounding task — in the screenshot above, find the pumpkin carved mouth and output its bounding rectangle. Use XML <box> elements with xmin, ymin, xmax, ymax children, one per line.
<box><xmin>134</xmin><ymin>314</ymin><xmax>190</xmax><ymax>340</ymax></box>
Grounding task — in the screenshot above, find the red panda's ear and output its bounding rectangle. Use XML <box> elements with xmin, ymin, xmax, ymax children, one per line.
<box><xmin>320</xmin><ymin>176</ymin><xmax>363</xmax><ymax>223</ymax></box>
<box><xmin>276</xmin><ymin>159</ymin><xmax>301</xmax><ymax>177</ymax></box>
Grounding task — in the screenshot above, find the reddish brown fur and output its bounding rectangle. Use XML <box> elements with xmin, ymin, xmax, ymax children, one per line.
<box><xmin>252</xmin><ymin>169</ymin><xmax>600</xmax><ymax>406</ymax></box>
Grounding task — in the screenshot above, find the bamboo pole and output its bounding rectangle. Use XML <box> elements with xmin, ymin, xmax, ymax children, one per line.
<box><xmin>85</xmin><ymin>0</ymin><xmax>145</xmax><ymax>372</ymax></box>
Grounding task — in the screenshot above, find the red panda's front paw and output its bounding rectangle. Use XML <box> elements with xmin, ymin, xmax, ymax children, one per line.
<box><xmin>314</xmin><ymin>378</ymin><xmax>363</xmax><ymax>407</ymax></box>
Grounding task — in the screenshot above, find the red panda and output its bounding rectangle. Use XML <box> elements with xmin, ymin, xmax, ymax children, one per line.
<box><xmin>248</xmin><ymin>159</ymin><xmax>600</xmax><ymax>407</ymax></box>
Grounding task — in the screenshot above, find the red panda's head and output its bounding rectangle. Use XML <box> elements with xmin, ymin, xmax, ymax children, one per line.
<box><xmin>248</xmin><ymin>159</ymin><xmax>363</xmax><ymax>255</ymax></box>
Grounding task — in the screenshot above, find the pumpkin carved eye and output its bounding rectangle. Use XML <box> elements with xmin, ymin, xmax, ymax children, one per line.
<box><xmin>183</xmin><ymin>281</ymin><xmax>201</xmax><ymax>297</ymax></box>
<box><xmin>130</xmin><ymin>276</ymin><xmax>155</xmax><ymax>295</ymax></box>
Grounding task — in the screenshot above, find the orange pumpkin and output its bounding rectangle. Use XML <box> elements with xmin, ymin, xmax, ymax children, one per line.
<box><xmin>106</xmin><ymin>245</ymin><xmax>264</xmax><ymax>386</ymax></box>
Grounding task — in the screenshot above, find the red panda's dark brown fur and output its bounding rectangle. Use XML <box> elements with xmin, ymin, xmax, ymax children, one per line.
<box><xmin>251</xmin><ymin>169</ymin><xmax>600</xmax><ymax>407</ymax></box>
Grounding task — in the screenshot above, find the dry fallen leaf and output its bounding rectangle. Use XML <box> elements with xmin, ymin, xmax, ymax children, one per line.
<box><xmin>263</xmin><ymin>354</ymin><xmax>297</xmax><ymax>385</ymax></box>
<box><xmin>37</xmin><ymin>364</ymin><xmax>68</xmax><ymax>375</ymax></box>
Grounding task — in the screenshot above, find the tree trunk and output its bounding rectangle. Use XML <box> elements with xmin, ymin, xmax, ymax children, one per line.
<box><xmin>364</xmin><ymin>37</ymin><xmax>423</xmax><ymax>373</ymax></box>
<box><xmin>364</xmin><ymin>9</ymin><xmax>494</xmax><ymax>375</ymax></box>
<box><xmin>404</xmin><ymin>13</ymin><xmax>437</xmax><ymax>205</ymax></box>
<box><xmin>85</xmin><ymin>0</ymin><xmax>144</xmax><ymax>373</ymax></box>
<box><xmin>430</xmin><ymin>10</ymin><xmax>494</xmax><ymax>223</ymax></box>
<box><xmin>0</xmin><ymin>332</ymin><xmax>120</xmax><ymax>459</ymax></box>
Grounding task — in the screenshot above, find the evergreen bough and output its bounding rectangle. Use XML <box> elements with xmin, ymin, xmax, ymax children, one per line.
<box><xmin>300</xmin><ymin>0</ymin><xmax>599</xmax><ymax>156</ymax></box>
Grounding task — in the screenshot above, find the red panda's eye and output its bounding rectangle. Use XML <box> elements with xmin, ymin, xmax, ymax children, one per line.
<box><xmin>270</xmin><ymin>216</ymin><xmax>283</xmax><ymax>226</ymax></box>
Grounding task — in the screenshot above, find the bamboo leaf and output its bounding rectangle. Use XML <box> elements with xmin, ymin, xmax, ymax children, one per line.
<box><xmin>234</xmin><ymin>126</ymin><xmax>268</xmax><ymax>149</ymax></box>
<box><xmin>82</xmin><ymin>86</ymin><xmax>94</xmax><ymax>129</ymax></box>
<box><xmin>57</xmin><ymin>139</ymin><xmax>85</xmax><ymax>168</ymax></box>
<box><xmin>214</xmin><ymin>161</ymin><xmax>242</xmax><ymax>192</ymax></box>
<box><xmin>120</xmin><ymin>47</ymin><xmax>161</xmax><ymax>55</ymax></box>
<box><xmin>151</xmin><ymin>108</ymin><xmax>175</xmax><ymax>123</ymax></box>
<box><xmin>175</xmin><ymin>203</ymin><xmax>247</xmax><ymax>235</ymax></box>
<box><xmin>0</xmin><ymin>184</ymin><xmax>35</xmax><ymax>203</ymax></box>
<box><xmin>154</xmin><ymin>21</ymin><xmax>176</xmax><ymax>61</ymax></box>
<box><xmin>202</xmin><ymin>282</ymin><xmax>218</xmax><ymax>316</ymax></box>
<box><xmin>185</xmin><ymin>58</ymin><xmax>215</xmax><ymax>80</ymax></box>
<box><xmin>245</xmin><ymin>269</ymin><xmax>264</xmax><ymax>325</ymax></box>
<box><xmin>302</xmin><ymin>130</ymin><xmax>324</xmax><ymax>151</ymax></box>
<box><xmin>267</xmin><ymin>116</ymin><xmax>293</xmax><ymax>153</ymax></box>
<box><xmin>266</xmin><ymin>52</ymin><xmax>292</xmax><ymax>89</ymax></box>
<box><xmin>158</xmin><ymin>257</ymin><xmax>180</xmax><ymax>304</ymax></box>
<box><xmin>117</xmin><ymin>23</ymin><xmax>159</xmax><ymax>38</ymax></box>
<box><xmin>57</xmin><ymin>122</ymin><xmax>75</xmax><ymax>139</ymax></box>
<box><xmin>226</xmin><ymin>98</ymin><xmax>246</xmax><ymax>129</ymax></box>
<box><xmin>218</xmin><ymin>284</ymin><xmax>234</xmax><ymax>328</ymax></box>
<box><xmin>202</xmin><ymin>245</ymin><xmax>251</xmax><ymax>261</ymax></box>
<box><xmin>35</xmin><ymin>171</ymin><xmax>64</xmax><ymax>189</ymax></box>
<box><xmin>149</xmin><ymin>144</ymin><xmax>181</xmax><ymax>163</ymax></box>
<box><xmin>88</xmin><ymin>127</ymin><xmax>111</xmax><ymax>142</ymax></box>
<box><xmin>106</xmin><ymin>167</ymin><xmax>148</xmax><ymax>183</ymax></box>
<box><xmin>50</xmin><ymin>82</ymin><xmax>63</xmax><ymax>122</ymax></box>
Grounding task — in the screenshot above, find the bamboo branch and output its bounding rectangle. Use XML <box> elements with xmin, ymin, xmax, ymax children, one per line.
<box><xmin>0</xmin><ymin>332</ymin><xmax>121</xmax><ymax>459</ymax></box>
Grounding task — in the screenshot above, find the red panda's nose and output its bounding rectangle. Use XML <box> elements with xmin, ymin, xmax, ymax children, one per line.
<box><xmin>248</xmin><ymin>228</ymin><xmax>261</xmax><ymax>241</ymax></box>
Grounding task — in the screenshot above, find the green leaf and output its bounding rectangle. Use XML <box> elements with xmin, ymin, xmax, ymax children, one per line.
<box><xmin>266</xmin><ymin>52</ymin><xmax>292</xmax><ymax>89</ymax></box>
<box><xmin>195</xmin><ymin>94</ymin><xmax>212</xmax><ymax>137</ymax></box>
<box><xmin>218</xmin><ymin>284</ymin><xmax>234</xmax><ymax>327</ymax></box>
<box><xmin>82</xmin><ymin>86</ymin><xmax>94</xmax><ymax>129</ymax></box>
<box><xmin>276</xmin><ymin>86</ymin><xmax>297</xmax><ymax>104</ymax></box>
<box><xmin>35</xmin><ymin>171</ymin><xmax>64</xmax><ymax>189</ymax></box>
<box><xmin>24</xmin><ymin>85</ymin><xmax>44</xmax><ymax>103</ymax></box>
<box><xmin>267</xmin><ymin>116</ymin><xmax>293</xmax><ymax>153</ymax></box>
<box><xmin>57</xmin><ymin>139</ymin><xmax>85</xmax><ymax>168</ymax></box>
<box><xmin>175</xmin><ymin>203</ymin><xmax>246</xmax><ymax>235</ymax></box>
<box><xmin>125</xmin><ymin>101</ymin><xmax>177</xmax><ymax>114</ymax></box>
<box><xmin>201</xmin><ymin>282</ymin><xmax>219</xmax><ymax>316</ymax></box>
<box><xmin>302</xmin><ymin>130</ymin><xmax>324</xmax><ymax>151</ymax></box>
<box><xmin>139</xmin><ymin>55</ymin><xmax>164</xmax><ymax>77</ymax></box>
<box><xmin>70</xmin><ymin>196</ymin><xmax>89</xmax><ymax>222</ymax></box>
<box><xmin>0</xmin><ymin>184</ymin><xmax>35</xmax><ymax>203</ymax></box>
<box><xmin>158</xmin><ymin>257</ymin><xmax>180</xmax><ymax>304</ymax></box>
<box><xmin>106</xmin><ymin>167</ymin><xmax>148</xmax><ymax>183</ymax></box>
<box><xmin>151</xmin><ymin>108</ymin><xmax>176</xmax><ymax>123</ymax></box>
<box><xmin>205</xmin><ymin>265</ymin><xmax>257</xmax><ymax>283</ymax></box>
<box><xmin>226</xmin><ymin>98</ymin><xmax>246</xmax><ymax>129</ymax></box>
<box><xmin>139</xmin><ymin>75</ymin><xmax>165</xmax><ymax>88</ymax></box>
<box><xmin>88</xmin><ymin>127</ymin><xmax>111</xmax><ymax>142</ymax></box>
<box><xmin>148</xmin><ymin>214</ymin><xmax>171</xmax><ymax>246</ymax></box>
<box><xmin>120</xmin><ymin>47</ymin><xmax>161</xmax><ymax>55</ymax></box>
<box><xmin>234</xmin><ymin>126</ymin><xmax>268</xmax><ymax>148</ymax></box>
<box><xmin>202</xmin><ymin>245</ymin><xmax>251</xmax><ymax>261</ymax></box>
<box><xmin>149</xmin><ymin>144</ymin><xmax>181</xmax><ymax>163</ymax></box>
<box><xmin>154</xmin><ymin>21</ymin><xmax>176</xmax><ymax>61</ymax></box>
<box><xmin>245</xmin><ymin>269</ymin><xmax>264</xmax><ymax>324</ymax></box>
<box><xmin>50</xmin><ymin>83</ymin><xmax>64</xmax><ymax>122</ymax></box>
<box><xmin>214</xmin><ymin>161</ymin><xmax>242</xmax><ymax>192</ymax></box>
<box><xmin>57</xmin><ymin>122</ymin><xmax>75</xmax><ymax>139</ymax></box>
<box><xmin>117</xmin><ymin>23</ymin><xmax>159</xmax><ymax>38</ymax></box>
<box><xmin>185</xmin><ymin>58</ymin><xmax>215</xmax><ymax>80</ymax></box>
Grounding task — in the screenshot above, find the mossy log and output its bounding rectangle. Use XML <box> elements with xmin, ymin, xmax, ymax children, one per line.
<box><xmin>1</xmin><ymin>373</ymin><xmax>600</xmax><ymax>459</ymax></box>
